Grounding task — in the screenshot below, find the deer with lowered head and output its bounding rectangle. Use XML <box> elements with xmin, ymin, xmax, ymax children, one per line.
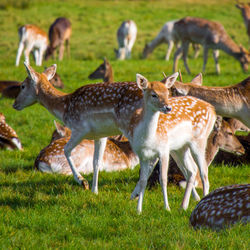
<box><xmin>13</xmin><ymin>64</ymin><xmax>216</xmax><ymax>213</ymax></box>
<box><xmin>45</xmin><ymin>17</ymin><xmax>72</xmax><ymax>61</ymax></box>
<box><xmin>173</xmin><ymin>17</ymin><xmax>250</xmax><ymax>74</ymax></box>
<box><xmin>16</xmin><ymin>25</ymin><xmax>48</xmax><ymax>66</ymax></box>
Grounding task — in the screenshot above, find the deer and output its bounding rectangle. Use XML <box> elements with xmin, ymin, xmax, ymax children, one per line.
<box><xmin>190</xmin><ymin>184</ymin><xmax>250</xmax><ymax>230</ymax></box>
<box><xmin>45</xmin><ymin>17</ymin><xmax>72</xmax><ymax>61</ymax></box>
<box><xmin>236</xmin><ymin>1</ymin><xmax>250</xmax><ymax>44</ymax></box>
<box><xmin>13</xmin><ymin>63</ymin><xmax>217</xmax><ymax>213</ymax></box>
<box><xmin>114</xmin><ymin>20</ymin><xmax>137</xmax><ymax>60</ymax></box>
<box><xmin>16</xmin><ymin>24</ymin><xmax>48</xmax><ymax>66</ymax></box>
<box><xmin>225</xmin><ymin>118</ymin><xmax>250</xmax><ymax>133</ymax></box>
<box><xmin>172</xmin><ymin>17</ymin><xmax>250</xmax><ymax>74</ymax></box>
<box><xmin>142</xmin><ymin>19</ymin><xmax>200</xmax><ymax>60</ymax></box>
<box><xmin>0</xmin><ymin>113</ymin><xmax>22</xmax><ymax>150</ymax></box>
<box><xmin>88</xmin><ymin>58</ymin><xmax>114</xmax><ymax>84</ymax></box>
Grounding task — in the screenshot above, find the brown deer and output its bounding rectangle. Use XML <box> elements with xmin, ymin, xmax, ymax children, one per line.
<box><xmin>0</xmin><ymin>113</ymin><xmax>22</xmax><ymax>150</ymax></box>
<box><xmin>16</xmin><ymin>25</ymin><xmax>48</xmax><ymax>66</ymax></box>
<box><xmin>45</xmin><ymin>17</ymin><xmax>71</xmax><ymax>61</ymax></box>
<box><xmin>173</xmin><ymin>17</ymin><xmax>250</xmax><ymax>74</ymax></box>
<box><xmin>88</xmin><ymin>58</ymin><xmax>114</xmax><ymax>83</ymax></box>
<box><xmin>190</xmin><ymin>184</ymin><xmax>250</xmax><ymax>230</ymax></box>
<box><xmin>236</xmin><ymin>1</ymin><xmax>250</xmax><ymax>44</ymax></box>
<box><xmin>13</xmin><ymin>64</ymin><xmax>217</xmax><ymax>213</ymax></box>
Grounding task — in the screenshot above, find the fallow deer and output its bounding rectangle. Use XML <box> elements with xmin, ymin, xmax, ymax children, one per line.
<box><xmin>114</xmin><ymin>20</ymin><xmax>137</xmax><ymax>60</ymax></box>
<box><xmin>0</xmin><ymin>113</ymin><xmax>22</xmax><ymax>150</ymax></box>
<box><xmin>236</xmin><ymin>1</ymin><xmax>250</xmax><ymax>44</ymax></box>
<box><xmin>173</xmin><ymin>17</ymin><xmax>250</xmax><ymax>74</ymax></box>
<box><xmin>190</xmin><ymin>184</ymin><xmax>250</xmax><ymax>230</ymax></box>
<box><xmin>16</xmin><ymin>25</ymin><xmax>48</xmax><ymax>66</ymax></box>
<box><xmin>88</xmin><ymin>58</ymin><xmax>114</xmax><ymax>83</ymax></box>
<box><xmin>45</xmin><ymin>17</ymin><xmax>72</xmax><ymax>61</ymax></box>
<box><xmin>13</xmin><ymin>64</ymin><xmax>216</xmax><ymax>213</ymax></box>
<box><xmin>225</xmin><ymin>118</ymin><xmax>250</xmax><ymax>133</ymax></box>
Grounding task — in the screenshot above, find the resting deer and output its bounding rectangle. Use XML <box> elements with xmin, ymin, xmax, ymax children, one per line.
<box><xmin>16</xmin><ymin>25</ymin><xmax>48</xmax><ymax>66</ymax></box>
<box><xmin>114</xmin><ymin>20</ymin><xmax>137</xmax><ymax>60</ymax></box>
<box><xmin>0</xmin><ymin>113</ymin><xmax>22</xmax><ymax>150</ymax></box>
<box><xmin>143</xmin><ymin>19</ymin><xmax>200</xmax><ymax>60</ymax></box>
<box><xmin>173</xmin><ymin>17</ymin><xmax>250</xmax><ymax>74</ymax></box>
<box><xmin>190</xmin><ymin>184</ymin><xmax>250</xmax><ymax>230</ymax></box>
<box><xmin>236</xmin><ymin>1</ymin><xmax>250</xmax><ymax>44</ymax></box>
<box><xmin>45</xmin><ymin>17</ymin><xmax>72</xmax><ymax>61</ymax></box>
<box><xmin>88</xmin><ymin>58</ymin><xmax>114</xmax><ymax>83</ymax></box>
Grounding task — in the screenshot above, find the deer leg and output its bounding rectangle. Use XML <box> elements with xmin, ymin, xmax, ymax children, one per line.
<box><xmin>127</xmin><ymin>37</ymin><xmax>136</xmax><ymax>59</ymax></box>
<box><xmin>182</xmin><ymin>42</ymin><xmax>191</xmax><ymax>74</ymax></box>
<box><xmin>59</xmin><ymin>43</ymin><xmax>65</xmax><ymax>61</ymax></box>
<box><xmin>66</xmin><ymin>39</ymin><xmax>70</xmax><ymax>58</ymax></box>
<box><xmin>212</xmin><ymin>49</ymin><xmax>220</xmax><ymax>74</ymax></box>
<box><xmin>16</xmin><ymin>42</ymin><xmax>24</xmax><ymax>66</ymax></box>
<box><xmin>173</xmin><ymin>47</ymin><xmax>183</xmax><ymax>73</ymax></box>
<box><xmin>165</xmin><ymin>40</ymin><xmax>174</xmax><ymax>61</ymax></box>
<box><xmin>193</xmin><ymin>43</ymin><xmax>200</xmax><ymax>59</ymax></box>
<box><xmin>202</xmin><ymin>46</ymin><xmax>209</xmax><ymax>73</ymax></box>
<box><xmin>92</xmin><ymin>137</ymin><xmax>107</xmax><ymax>194</ymax></box>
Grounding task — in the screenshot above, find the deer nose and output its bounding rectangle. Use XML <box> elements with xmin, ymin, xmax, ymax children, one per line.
<box><xmin>162</xmin><ymin>105</ymin><xmax>172</xmax><ymax>114</ymax></box>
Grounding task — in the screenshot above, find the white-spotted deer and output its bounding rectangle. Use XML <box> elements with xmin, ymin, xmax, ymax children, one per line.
<box><xmin>114</xmin><ymin>20</ymin><xmax>137</xmax><ymax>60</ymax></box>
<box><xmin>173</xmin><ymin>17</ymin><xmax>250</xmax><ymax>74</ymax></box>
<box><xmin>16</xmin><ymin>25</ymin><xmax>48</xmax><ymax>66</ymax></box>
<box><xmin>0</xmin><ymin>113</ymin><xmax>22</xmax><ymax>150</ymax></box>
<box><xmin>13</xmin><ymin>64</ymin><xmax>216</xmax><ymax>213</ymax></box>
<box><xmin>88</xmin><ymin>58</ymin><xmax>114</xmax><ymax>83</ymax></box>
<box><xmin>190</xmin><ymin>184</ymin><xmax>250</xmax><ymax>230</ymax></box>
<box><xmin>45</xmin><ymin>17</ymin><xmax>72</xmax><ymax>61</ymax></box>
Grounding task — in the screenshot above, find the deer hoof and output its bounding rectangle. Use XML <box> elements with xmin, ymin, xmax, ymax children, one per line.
<box><xmin>81</xmin><ymin>179</ymin><xmax>89</xmax><ymax>190</ymax></box>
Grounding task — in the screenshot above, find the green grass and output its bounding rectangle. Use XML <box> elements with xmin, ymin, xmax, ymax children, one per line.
<box><xmin>0</xmin><ymin>0</ymin><xmax>249</xmax><ymax>248</ymax></box>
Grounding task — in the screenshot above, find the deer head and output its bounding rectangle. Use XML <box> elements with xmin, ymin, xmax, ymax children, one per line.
<box><xmin>88</xmin><ymin>58</ymin><xmax>111</xmax><ymax>81</ymax></box>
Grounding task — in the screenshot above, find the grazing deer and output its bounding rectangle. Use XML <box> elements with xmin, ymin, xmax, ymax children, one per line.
<box><xmin>45</xmin><ymin>17</ymin><xmax>72</xmax><ymax>61</ymax></box>
<box><xmin>114</xmin><ymin>20</ymin><xmax>137</xmax><ymax>60</ymax></box>
<box><xmin>190</xmin><ymin>184</ymin><xmax>250</xmax><ymax>230</ymax></box>
<box><xmin>88</xmin><ymin>58</ymin><xmax>114</xmax><ymax>83</ymax></box>
<box><xmin>143</xmin><ymin>20</ymin><xmax>200</xmax><ymax>60</ymax></box>
<box><xmin>173</xmin><ymin>17</ymin><xmax>250</xmax><ymax>74</ymax></box>
<box><xmin>16</xmin><ymin>25</ymin><xmax>48</xmax><ymax>66</ymax></box>
<box><xmin>0</xmin><ymin>113</ymin><xmax>22</xmax><ymax>150</ymax></box>
<box><xmin>236</xmin><ymin>1</ymin><xmax>250</xmax><ymax>44</ymax></box>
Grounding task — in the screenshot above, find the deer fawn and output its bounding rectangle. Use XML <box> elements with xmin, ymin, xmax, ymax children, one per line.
<box><xmin>173</xmin><ymin>17</ymin><xmax>250</xmax><ymax>74</ymax></box>
<box><xmin>45</xmin><ymin>17</ymin><xmax>72</xmax><ymax>61</ymax></box>
<box><xmin>88</xmin><ymin>58</ymin><xmax>114</xmax><ymax>83</ymax></box>
<box><xmin>114</xmin><ymin>20</ymin><xmax>137</xmax><ymax>60</ymax></box>
<box><xmin>0</xmin><ymin>113</ymin><xmax>22</xmax><ymax>150</ymax></box>
<box><xmin>190</xmin><ymin>184</ymin><xmax>250</xmax><ymax>230</ymax></box>
<box><xmin>16</xmin><ymin>25</ymin><xmax>48</xmax><ymax>66</ymax></box>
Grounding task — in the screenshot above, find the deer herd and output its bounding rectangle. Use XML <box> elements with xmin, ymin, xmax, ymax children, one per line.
<box><xmin>0</xmin><ymin>3</ymin><xmax>249</xmax><ymax>231</ymax></box>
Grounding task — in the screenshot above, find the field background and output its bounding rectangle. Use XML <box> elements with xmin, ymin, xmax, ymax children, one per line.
<box><xmin>0</xmin><ymin>0</ymin><xmax>249</xmax><ymax>248</ymax></box>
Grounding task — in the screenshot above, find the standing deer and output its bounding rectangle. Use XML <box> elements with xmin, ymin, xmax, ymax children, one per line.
<box><xmin>114</xmin><ymin>20</ymin><xmax>137</xmax><ymax>60</ymax></box>
<box><xmin>88</xmin><ymin>58</ymin><xmax>114</xmax><ymax>83</ymax></box>
<box><xmin>190</xmin><ymin>184</ymin><xmax>250</xmax><ymax>230</ymax></box>
<box><xmin>236</xmin><ymin>1</ymin><xmax>250</xmax><ymax>44</ymax></box>
<box><xmin>45</xmin><ymin>17</ymin><xmax>72</xmax><ymax>61</ymax></box>
<box><xmin>173</xmin><ymin>17</ymin><xmax>250</xmax><ymax>74</ymax></box>
<box><xmin>0</xmin><ymin>113</ymin><xmax>22</xmax><ymax>150</ymax></box>
<box><xmin>13</xmin><ymin>64</ymin><xmax>216</xmax><ymax>213</ymax></box>
<box><xmin>16</xmin><ymin>25</ymin><xmax>48</xmax><ymax>66</ymax></box>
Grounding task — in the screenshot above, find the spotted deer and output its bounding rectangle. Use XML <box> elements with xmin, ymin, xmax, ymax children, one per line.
<box><xmin>16</xmin><ymin>25</ymin><xmax>48</xmax><ymax>66</ymax></box>
<box><xmin>190</xmin><ymin>184</ymin><xmax>250</xmax><ymax>230</ymax></box>
<box><xmin>45</xmin><ymin>17</ymin><xmax>72</xmax><ymax>61</ymax></box>
<box><xmin>173</xmin><ymin>17</ymin><xmax>250</xmax><ymax>74</ymax></box>
<box><xmin>88</xmin><ymin>58</ymin><xmax>114</xmax><ymax>83</ymax></box>
<box><xmin>13</xmin><ymin>64</ymin><xmax>216</xmax><ymax>212</ymax></box>
<box><xmin>114</xmin><ymin>20</ymin><xmax>137</xmax><ymax>60</ymax></box>
<box><xmin>0</xmin><ymin>113</ymin><xmax>22</xmax><ymax>150</ymax></box>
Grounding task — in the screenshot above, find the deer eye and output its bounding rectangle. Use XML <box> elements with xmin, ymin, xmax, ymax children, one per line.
<box><xmin>21</xmin><ymin>85</ymin><xmax>25</xmax><ymax>90</ymax></box>
<box><xmin>151</xmin><ymin>93</ymin><xmax>158</xmax><ymax>98</ymax></box>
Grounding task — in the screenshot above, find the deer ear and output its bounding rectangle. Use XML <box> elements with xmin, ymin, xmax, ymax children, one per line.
<box><xmin>214</xmin><ymin>116</ymin><xmax>223</xmax><ymax>131</ymax></box>
<box><xmin>54</xmin><ymin>120</ymin><xmax>67</xmax><ymax>137</ymax></box>
<box><xmin>191</xmin><ymin>73</ymin><xmax>203</xmax><ymax>86</ymax></box>
<box><xmin>43</xmin><ymin>64</ymin><xmax>57</xmax><ymax>81</ymax></box>
<box><xmin>163</xmin><ymin>72</ymin><xmax>179</xmax><ymax>88</ymax></box>
<box><xmin>136</xmin><ymin>74</ymin><xmax>148</xmax><ymax>90</ymax></box>
<box><xmin>24</xmin><ymin>62</ymin><xmax>39</xmax><ymax>83</ymax></box>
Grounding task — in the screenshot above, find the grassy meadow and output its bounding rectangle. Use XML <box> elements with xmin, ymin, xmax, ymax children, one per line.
<box><xmin>0</xmin><ymin>0</ymin><xmax>249</xmax><ymax>248</ymax></box>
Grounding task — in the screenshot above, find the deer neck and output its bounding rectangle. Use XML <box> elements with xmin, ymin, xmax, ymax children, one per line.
<box><xmin>218</xmin><ymin>37</ymin><xmax>242</xmax><ymax>60</ymax></box>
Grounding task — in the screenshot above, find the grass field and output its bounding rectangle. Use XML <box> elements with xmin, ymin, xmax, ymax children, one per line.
<box><xmin>0</xmin><ymin>0</ymin><xmax>249</xmax><ymax>248</ymax></box>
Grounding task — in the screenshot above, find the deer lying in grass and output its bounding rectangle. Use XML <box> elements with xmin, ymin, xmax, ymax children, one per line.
<box><xmin>190</xmin><ymin>184</ymin><xmax>250</xmax><ymax>230</ymax></box>
<box><xmin>0</xmin><ymin>113</ymin><xmax>22</xmax><ymax>150</ymax></box>
<box><xmin>13</xmin><ymin>64</ymin><xmax>216</xmax><ymax>212</ymax></box>
<box><xmin>45</xmin><ymin>17</ymin><xmax>72</xmax><ymax>61</ymax></box>
<box><xmin>16</xmin><ymin>25</ymin><xmax>48</xmax><ymax>66</ymax></box>
<box><xmin>173</xmin><ymin>17</ymin><xmax>250</xmax><ymax>74</ymax></box>
<box><xmin>88</xmin><ymin>58</ymin><xmax>114</xmax><ymax>83</ymax></box>
<box><xmin>114</xmin><ymin>20</ymin><xmax>137</xmax><ymax>60</ymax></box>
